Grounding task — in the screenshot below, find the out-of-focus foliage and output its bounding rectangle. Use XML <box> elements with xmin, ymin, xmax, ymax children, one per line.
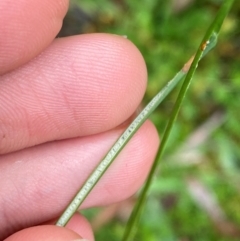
<box><xmin>59</xmin><ymin>0</ymin><xmax>240</xmax><ymax>240</ymax></box>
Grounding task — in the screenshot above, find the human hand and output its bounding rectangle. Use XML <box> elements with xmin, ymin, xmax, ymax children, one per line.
<box><xmin>0</xmin><ymin>1</ymin><xmax>159</xmax><ymax>240</ymax></box>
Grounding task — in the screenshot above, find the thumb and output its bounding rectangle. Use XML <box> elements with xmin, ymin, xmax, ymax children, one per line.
<box><xmin>4</xmin><ymin>225</ymin><xmax>88</xmax><ymax>241</ymax></box>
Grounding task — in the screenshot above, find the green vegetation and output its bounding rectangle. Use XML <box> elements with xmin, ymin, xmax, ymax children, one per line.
<box><xmin>60</xmin><ymin>0</ymin><xmax>240</xmax><ymax>240</ymax></box>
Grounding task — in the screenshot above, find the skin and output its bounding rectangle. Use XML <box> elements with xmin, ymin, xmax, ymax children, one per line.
<box><xmin>0</xmin><ymin>1</ymin><xmax>159</xmax><ymax>240</ymax></box>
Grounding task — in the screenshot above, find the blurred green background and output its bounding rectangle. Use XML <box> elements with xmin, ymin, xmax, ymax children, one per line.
<box><xmin>59</xmin><ymin>0</ymin><xmax>240</xmax><ymax>240</ymax></box>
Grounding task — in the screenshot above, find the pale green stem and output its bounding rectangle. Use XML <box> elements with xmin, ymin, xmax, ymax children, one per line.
<box><xmin>56</xmin><ymin>63</ymin><xmax>187</xmax><ymax>226</ymax></box>
<box><xmin>56</xmin><ymin>0</ymin><xmax>234</xmax><ymax>228</ymax></box>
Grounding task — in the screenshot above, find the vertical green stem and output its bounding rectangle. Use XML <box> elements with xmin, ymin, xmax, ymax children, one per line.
<box><xmin>122</xmin><ymin>1</ymin><xmax>234</xmax><ymax>240</ymax></box>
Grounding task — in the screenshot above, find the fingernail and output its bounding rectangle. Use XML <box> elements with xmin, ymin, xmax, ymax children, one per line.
<box><xmin>113</xmin><ymin>34</ymin><xmax>128</xmax><ymax>39</ymax></box>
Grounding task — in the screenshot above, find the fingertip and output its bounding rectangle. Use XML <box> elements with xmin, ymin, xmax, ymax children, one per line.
<box><xmin>66</xmin><ymin>213</ymin><xmax>94</xmax><ymax>241</ymax></box>
<box><xmin>4</xmin><ymin>213</ymin><xmax>95</xmax><ymax>241</ymax></box>
<box><xmin>88</xmin><ymin>119</ymin><xmax>160</xmax><ymax>205</ymax></box>
<box><xmin>0</xmin><ymin>33</ymin><xmax>148</xmax><ymax>153</ymax></box>
<box><xmin>0</xmin><ymin>0</ymin><xmax>69</xmax><ymax>74</ymax></box>
<box><xmin>51</xmin><ymin>33</ymin><xmax>148</xmax><ymax>119</ymax></box>
<box><xmin>4</xmin><ymin>225</ymin><xmax>82</xmax><ymax>241</ymax></box>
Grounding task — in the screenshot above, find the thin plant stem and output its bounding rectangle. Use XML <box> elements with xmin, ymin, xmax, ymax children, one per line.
<box><xmin>121</xmin><ymin>1</ymin><xmax>234</xmax><ymax>240</ymax></box>
<box><xmin>56</xmin><ymin>62</ymin><xmax>187</xmax><ymax>226</ymax></box>
<box><xmin>55</xmin><ymin>0</ymin><xmax>231</xmax><ymax>226</ymax></box>
<box><xmin>56</xmin><ymin>0</ymin><xmax>234</xmax><ymax>229</ymax></box>
<box><xmin>56</xmin><ymin>32</ymin><xmax>217</xmax><ymax>226</ymax></box>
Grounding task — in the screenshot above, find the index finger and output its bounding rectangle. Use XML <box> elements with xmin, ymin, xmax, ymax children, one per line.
<box><xmin>0</xmin><ymin>0</ymin><xmax>69</xmax><ymax>75</ymax></box>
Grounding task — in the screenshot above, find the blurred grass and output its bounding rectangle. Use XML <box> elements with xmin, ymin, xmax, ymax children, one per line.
<box><xmin>59</xmin><ymin>0</ymin><xmax>240</xmax><ymax>240</ymax></box>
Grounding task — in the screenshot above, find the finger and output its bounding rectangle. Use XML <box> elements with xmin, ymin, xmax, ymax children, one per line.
<box><xmin>0</xmin><ymin>120</ymin><xmax>159</xmax><ymax>239</ymax></box>
<box><xmin>66</xmin><ymin>213</ymin><xmax>94</xmax><ymax>241</ymax></box>
<box><xmin>42</xmin><ymin>213</ymin><xmax>94</xmax><ymax>240</ymax></box>
<box><xmin>0</xmin><ymin>34</ymin><xmax>147</xmax><ymax>154</ymax></box>
<box><xmin>4</xmin><ymin>225</ymin><xmax>84</xmax><ymax>241</ymax></box>
<box><xmin>0</xmin><ymin>0</ymin><xmax>69</xmax><ymax>74</ymax></box>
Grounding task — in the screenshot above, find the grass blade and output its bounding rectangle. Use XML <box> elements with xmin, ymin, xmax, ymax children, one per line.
<box><xmin>121</xmin><ymin>0</ymin><xmax>235</xmax><ymax>240</ymax></box>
